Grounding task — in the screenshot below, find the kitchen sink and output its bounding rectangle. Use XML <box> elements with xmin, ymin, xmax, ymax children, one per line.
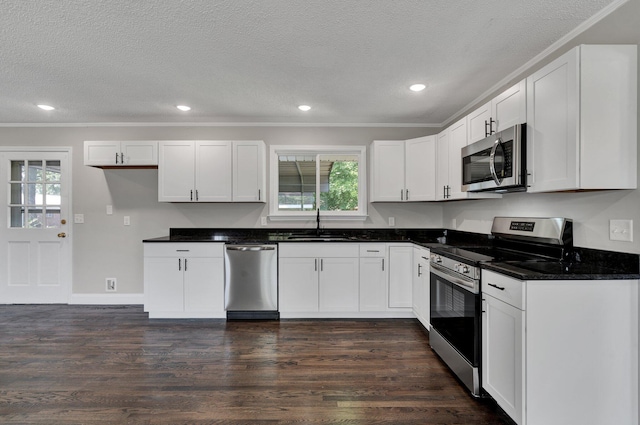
<box><xmin>286</xmin><ymin>234</ymin><xmax>351</xmax><ymax>241</ymax></box>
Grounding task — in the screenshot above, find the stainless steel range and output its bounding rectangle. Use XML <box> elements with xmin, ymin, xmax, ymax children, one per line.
<box><xmin>429</xmin><ymin>217</ymin><xmax>573</xmax><ymax>397</ymax></box>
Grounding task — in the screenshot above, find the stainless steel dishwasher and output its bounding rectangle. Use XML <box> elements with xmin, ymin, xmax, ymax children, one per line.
<box><xmin>224</xmin><ymin>244</ymin><xmax>278</xmax><ymax>320</ymax></box>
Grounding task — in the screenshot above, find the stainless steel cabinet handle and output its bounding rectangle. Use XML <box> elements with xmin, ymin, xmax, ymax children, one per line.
<box><xmin>487</xmin><ymin>283</ymin><xmax>505</xmax><ymax>291</ymax></box>
<box><xmin>178</xmin><ymin>258</ymin><xmax>181</xmax><ymax>271</ymax></box>
<box><xmin>176</xmin><ymin>249</ymin><xmax>189</xmax><ymax>252</ymax></box>
<box><xmin>406</xmin><ymin>189</ymin><xmax>409</xmax><ymax>200</ymax></box>
<box><xmin>400</xmin><ymin>189</ymin><xmax>404</xmax><ymax>201</ymax></box>
<box><xmin>115</xmin><ymin>152</ymin><xmax>119</xmax><ymax>164</ymax></box>
<box><xmin>417</xmin><ymin>263</ymin><xmax>422</xmax><ymax>277</ymax></box>
<box><xmin>258</xmin><ymin>189</ymin><xmax>261</xmax><ymax>201</ymax></box>
<box><xmin>184</xmin><ymin>258</ymin><xmax>187</xmax><ymax>271</ymax></box>
<box><xmin>120</xmin><ymin>152</ymin><xmax>125</xmax><ymax>164</ymax></box>
<box><xmin>382</xmin><ymin>258</ymin><xmax>384</xmax><ymax>271</ymax></box>
<box><xmin>367</xmin><ymin>250</ymin><xmax>380</xmax><ymax>253</ymax></box>
<box><xmin>320</xmin><ymin>258</ymin><xmax>323</xmax><ymax>271</ymax></box>
<box><xmin>190</xmin><ymin>190</ymin><xmax>193</xmax><ymax>201</ymax></box>
<box><xmin>196</xmin><ymin>190</ymin><xmax>199</xmax><ymax>201</ymax></box>
<box><xmin>315</xmin><ymin>259</ymin><xmax>318</xmax><ymax>271</ymax></box>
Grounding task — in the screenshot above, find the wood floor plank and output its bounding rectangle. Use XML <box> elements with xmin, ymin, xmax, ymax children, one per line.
<box><xmin>0</xmin><ymin>305</ymin><xmax>513</xmax><ymax>424</ymax></box>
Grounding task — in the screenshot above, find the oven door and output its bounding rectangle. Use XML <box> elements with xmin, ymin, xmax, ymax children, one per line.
<box><xmin>430</xmin><ymin>265</ymin><xmax>481</xmax><ymax>367</ymax></box>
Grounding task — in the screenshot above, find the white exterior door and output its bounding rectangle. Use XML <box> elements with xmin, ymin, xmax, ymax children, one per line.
<box><xmin>0</xmin><ymin>150</ymin><xmax>72</xmax><ymax>303</ymax></box>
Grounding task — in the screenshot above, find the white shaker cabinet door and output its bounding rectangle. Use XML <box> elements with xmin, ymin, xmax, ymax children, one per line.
<box><xmin>158</xmin><ymin>141</ymin><xmax>196</xmax><ymax>202</ymax></box>
<box><xmin>144</xmin><ymin>257</ymin><xmax>185</xmax><ymax>312</ymax></box>
<box><xmin>388</xmin><ymin>246</ymin><xmax>413</xmax><ymax>308</ymax></box>
<box><xmin>183</xmin><ymin>257</ymin><xmax>225</xmax><ymax>313</ymax></box>
<box><xmin>319</xmin><ymin>257</ymin><xmax>359</xmax><ymax>312</ymax></box>
<box><xmin>195</xmin><ymin>141</ymin><xmax>232</xmax><ymax>202</ymax></box>
<box><xmin>405</xmin><ymin>136</ymin><xmax>436</xmax><ymax>201</ymax></box>
<box><xmin>371</xmin><ymin>140</ymin><xmax>406</xmax><ymax>202</ymax></box>
<box><xmin>279</xmin><ymin>257</ymin><xmax>319</xmax><ymax>313</ymax></box>
<box><xmin>359</xmin><ymin>257</ymin><xmax>387</xmax><ymax>312</ymax></box>
<box><xmin>233</xmin><ymin>141</ymin><xmax>266</xmax><ymax>202</ymax></box>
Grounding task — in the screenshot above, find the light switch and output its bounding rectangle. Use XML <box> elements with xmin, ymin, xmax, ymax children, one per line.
<box><xmin>610</xmin><ymin>219</ymin><xmax>633</xmax><ymax>242</ymax></box>
<box><xmin>106</xmin><ymin>205</ymin><xmax>113</xmax><ymax>215</ymax></box>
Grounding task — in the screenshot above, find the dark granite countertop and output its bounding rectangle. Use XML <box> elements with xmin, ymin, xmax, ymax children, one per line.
<box><xmin>143</xmin><ymin>228</ymin><xmax>640</xmax><ymax>281</ymax></box>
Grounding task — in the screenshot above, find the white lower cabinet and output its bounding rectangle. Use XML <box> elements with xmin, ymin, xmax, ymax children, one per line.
<box><xmin>359</xmin><ymin>244</ymin><xmax>387</xmax><ymax>312</ymax></box>
<box><xmin>482</xmin><ymin>270</ymin><xmax>639</xmax><ymax>425</ymax></box>
<box><xmin>388</xmin><ymin>245</ymin><xmax>413</xmax><ymax>308</ymax></box>
<box><xmin>412</xmin><ymin>246</ymin><xmax>430</xmax><ymax>329</ymax></box>
<box><xmin>143</xmin><ymin>243</ymin><xmax>225</xmax><ymax>318</ymax></box>
<box><xmin>278</xmin><ymin>243</ymin><xmax>359</xmax><ymax>317</ymax></box>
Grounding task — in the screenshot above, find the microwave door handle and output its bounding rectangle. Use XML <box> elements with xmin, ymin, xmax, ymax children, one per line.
<box><xmin>489</xmin><ymin>138</ymin><xmax>502</xmax><ymax>186</ymax></box>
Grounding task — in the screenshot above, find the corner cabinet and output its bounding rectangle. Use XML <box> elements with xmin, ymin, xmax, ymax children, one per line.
<box><xmin>370</xmin><ymin>136</ymin><xmax>436</xmax><ymax>202</ymax></box>
<box><xmin>84</xmin><ymin>140</ymin><xmax>158</xmax><ymax>168</ymax></box>
<box><xmin>158</xmin><ymin>140</ymin><xmax>266</xmax><ymax>202</ymax></box>
<box><xmin>143</xmin><ymin>243</ymin><xmax>225</xmax><ymax>318</ymax></box>
<box><xmin>467</xmin><ymin>80</ymin><xmax>526</xmax><ymax>144</ymax></box>
<box><xmin>526</xmin><ymin>44</ymin><xmax>637</xmax><ymax>192</ymax></box>
<box><xmin>436</xmin><ymin>118</ymin><xmax>500</xmax><ymax>201</ymax></box>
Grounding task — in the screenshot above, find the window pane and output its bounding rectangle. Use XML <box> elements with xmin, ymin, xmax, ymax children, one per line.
<box><xmin>278</xmin><ymin>155</ymin><xmax>317</xmax><ymax>211</ymax></box>
<box><xmin>45</xmin><ymin>207</ymin><xmax>61</xmax><ymax>228</ymax></box>
<box><xmin>10</xmin><ymin>161</ymin><xmax>24</xmax><ymax>181</ymax></box>
<box><xmin>9</xmin><ymin>206</ymin><xmax>24</xmax><ymax>228</ymax></box>
<box><xmin>27</xmin><ymin>207</ymin><xmax>43</xmax><ymax>228</ymax></box>
<box><xmin>27</xmin><ymin>184</ymin><xmax>43</xmax><ymax>205</ymax></box>
<box><xmin>45</xmin><ymin>161</ymin><xmax>61</xmax><ymax>182</ymax></box>
<box><xmin>45</xmin><ymin>184</ymin><xmax>61</xmax><ymax>205</ymax></box>
<box><xmin>10</xmin><ymin>183</ymin><xmax>23</xmax><ymax>204</ymax></box>
<box><xmin>28</xmin><ymin>161</ymin><xmax>44</xmax><ymax>181</ymax></box>
<box><xmin>319</xmin><ymin>155</ymin><xmax>359</xmax><ymax>212</ymax></box>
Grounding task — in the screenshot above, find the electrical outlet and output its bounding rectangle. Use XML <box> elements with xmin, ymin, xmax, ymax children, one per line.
<box><xmin>106</xmin><ymin>205</ymin><xmax>113</xmax><ymax>215</ymax></box>
<box><xmin>74</xmin><ymin>214</ymin><xmax>84</xmax><ymax>224</ymax></box>
<box><xmin>106</xmin><ymin>278</ymin><xmax>117</xmax><ymax>292</ymax></box>
<box><xmin>610</xmin><ymin>219</ymin><xmax>633</xmax><ymax>242</ymax></box>
<box><xmin>124</xmin><ymin>216</ymin><xmax>130</xmax><ymax>226</ymax></box>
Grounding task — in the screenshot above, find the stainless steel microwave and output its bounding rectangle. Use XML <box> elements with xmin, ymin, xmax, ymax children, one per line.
<box><xmin>461</xmin><ymin>123</ymin><xmax>526</xmax><ymax>193</ymax></box>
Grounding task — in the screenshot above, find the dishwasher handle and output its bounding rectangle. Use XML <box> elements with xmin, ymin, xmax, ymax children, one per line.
<box><xmin>226</xmin><ymin>245</ymin><xmax>276</xmax><ymax>251</ymax></box>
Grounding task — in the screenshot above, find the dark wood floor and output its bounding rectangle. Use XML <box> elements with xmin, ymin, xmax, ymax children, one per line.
<box><xmin>0</xmin><ymin>305</ymin><xmax>513</xmax><ymax>424</ymax></box>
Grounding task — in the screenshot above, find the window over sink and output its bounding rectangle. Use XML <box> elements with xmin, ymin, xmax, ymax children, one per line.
<box><xmin>269</xmin><ymin>145</ymin><xmax>367</xmax><ymax>220</ymax></box>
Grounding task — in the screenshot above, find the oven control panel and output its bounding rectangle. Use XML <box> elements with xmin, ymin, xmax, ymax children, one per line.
<box><xmin>430</xmin><ymin>253</ymin><xmax>481</xmax><ymax>281</ymax></box>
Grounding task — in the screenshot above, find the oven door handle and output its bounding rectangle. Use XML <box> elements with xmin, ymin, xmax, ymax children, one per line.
<box><xmin>489</xmin><ymin>137</ymin><xmax>503</xmax><ymax>186</ymax></box>
<box><xmin>430</xmin><ymin>262</ymin><xmax>478</xmax><ymax>293</ymax></box>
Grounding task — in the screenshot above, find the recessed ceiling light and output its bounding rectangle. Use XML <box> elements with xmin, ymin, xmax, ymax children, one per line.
<box><xmin>176</xmin><ymin>105</ymin><xmax>191</xmax><ymax>112</ymax></box>
<box><xmin>37</xmin><ymin>104</ymin><xmax>55</xmax><ymax>111</ymax></box>
<box><xmin>298</xmin><ymin>105</ymin><xmax>311</xmax><ymax>112</ymax></box>
<box><xmin>409</xmin><ymin>84</ymin><xmax>426</xmax><ymax>92</ymax></box>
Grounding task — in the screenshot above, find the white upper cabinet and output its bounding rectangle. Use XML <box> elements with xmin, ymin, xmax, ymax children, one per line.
<box><xmin>436</xmin><ymin>117</ymin><xmax>500</xmax><ymax>201</ymax></box>
<box><xmin>84</xmin><ymin>140</ymin><xmax>158</xmax><ymax>167</ymax></box>
<box><xmin>158</xmin><ymin>140</ymin><xmax>266</xmax><ymax>202</ymax></box>
<box><xmin>233</xmin><ymin>140</ymin><xmax>266</xmax><ymax>202</ymax></box>
<box><xmin>526</xmin><ymin>45</ymin><xmax>637</xmax><ymax>192</ymax></box>
<box><xmin>468</xmin><ymin>80</ymin><xmax>526</xmax><ymax>145</ymax></box>
<box><xmin>370</xmin><ymin>136</ymin><xmax>436</xmax><ymax>202</ymax></box>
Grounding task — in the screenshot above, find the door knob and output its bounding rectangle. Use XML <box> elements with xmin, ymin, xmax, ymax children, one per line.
<box><xmin>57</xmin><ymin>232</ymin><xmax>66</xmax><ymax>238</ymax></box>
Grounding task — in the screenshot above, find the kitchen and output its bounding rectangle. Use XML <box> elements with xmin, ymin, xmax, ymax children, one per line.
<box><xmin>1</xmin><ymin>1</ymin><xmax>640</xmax><ymax>424</ymax></box>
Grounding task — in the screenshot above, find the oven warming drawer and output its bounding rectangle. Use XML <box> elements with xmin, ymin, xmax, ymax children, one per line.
<box><xmin>430</xmin><ymin>328</ymin><xmax>480</xmax><ymax>397</ymax></box>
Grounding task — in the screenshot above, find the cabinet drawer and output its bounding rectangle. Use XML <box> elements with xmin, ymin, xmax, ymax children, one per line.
<box><xmin>482</xmin><ymin>270</ymin><xmax>525</xmax><ymax>310</ymax></box>
<box><xmin>359</xmin><ymin>244</ymin><xmax>386</xmax><ymax>257</ymax></box>
<box><xmin>144</xmin><ymin>243</ymin><xmax>224</xmax><ymax>258</ymax></box>
<box><xmin>279</xmin><ymin>243</ymin><xmax>359</xmax><ymax>258</ymax></box>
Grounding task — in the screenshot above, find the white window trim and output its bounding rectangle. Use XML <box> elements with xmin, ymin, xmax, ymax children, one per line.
<box><xmin>268</xmin><ymin>145</ymin><xmax>367</xmax><ymax>220</ymax></box>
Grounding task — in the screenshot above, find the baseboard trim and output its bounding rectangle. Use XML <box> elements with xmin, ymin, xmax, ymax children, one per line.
<box><xmin>70</xmin><ymin>293</ymin><xmax>144</xmax><ymax>305</ymax></box>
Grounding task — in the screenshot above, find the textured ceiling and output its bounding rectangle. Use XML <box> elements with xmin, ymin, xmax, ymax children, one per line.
<box><xmin>0</xmin><ymin>0</ymin><xmax>619</xmax><ymax>125</ymax></box>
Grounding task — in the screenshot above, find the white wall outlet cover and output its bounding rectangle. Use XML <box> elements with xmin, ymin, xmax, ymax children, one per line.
<box><xmin>389</xmin><ymin>217</ymin><xmax>395</xmax><ymax>227</ymax></box>
<box><xmin>609</xmin><ymin>219</ymin><xmax>633</xmax><ymax>242</ymax></box>
<box><xmin>124</xmin><ymin>216</ymin><xmax>131</xmax><ymax>226</ymax></box>
<box><xmin>74</xmin><ymin>214</ymin><xmax>84</xmax><ymax>224</ymax></box>
<box><xmin>106</xmin><ymin>205</ymin><xmax>113</xmax><ymax>215</ymax></box>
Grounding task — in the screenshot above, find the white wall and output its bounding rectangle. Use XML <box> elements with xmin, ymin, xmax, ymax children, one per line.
<box><xmin>0</xmin><ymin>125</ymin><xmax>442</xmax><ymax>295</ymax></box>
<box><xmin>442</xmin><ymin>0</ymin><xmax>640</xmax><ymax>254</ymax></box>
